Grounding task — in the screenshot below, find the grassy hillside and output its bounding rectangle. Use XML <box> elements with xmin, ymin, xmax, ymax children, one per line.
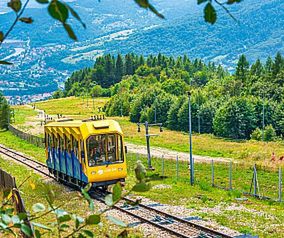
<box><xmin>9</xmin><ymin>97</ymin><xmax>284</xmax><ymax>166</ymax></box>
<box><xmin>0</xmin><ymin>130</ymin><xmax>284</xmax><ymax>237</ymax></box>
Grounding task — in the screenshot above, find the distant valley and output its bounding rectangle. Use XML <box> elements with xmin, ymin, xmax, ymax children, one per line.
<box><xmin>0</xmin><ymin>0</ymin><xmax>283</xmax><ymax>102</ymax></box>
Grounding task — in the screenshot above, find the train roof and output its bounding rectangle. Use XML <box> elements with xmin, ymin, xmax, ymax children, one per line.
<box><xmin>44</xmin><ymin>119</ymin><xmax>123</xmax><ymax>140</ymax></box>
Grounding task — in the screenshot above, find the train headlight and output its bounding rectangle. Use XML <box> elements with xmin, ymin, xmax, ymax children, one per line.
<box><xmin>91</xmin><ymin>171</ymin><xmax>96</xmax><ymax>175</ymax></box>
<box><xmin>118</xmin><ymin>168</ymin><xmax>123</xmax><ymax>171</ymax></box>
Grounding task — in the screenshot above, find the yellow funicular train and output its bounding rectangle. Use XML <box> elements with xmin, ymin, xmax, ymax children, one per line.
<box><xmin>44</xmin><ymin>118</ymin><xmax>127</xmax><ymax>189</ymax></box>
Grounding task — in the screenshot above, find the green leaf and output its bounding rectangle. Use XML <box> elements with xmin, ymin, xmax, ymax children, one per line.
<box><xmin>32</xmin><ymin>203</ymin><xmax>46</xmax><ymax>213</ymax></box>
<box><xmin>32</xmin><ymin>222</ymin><xmax>52</xmax><ymax>231</ymax></box>
<box><xmin>11</xmin><ymin>215</ymin><xmax>20</xmax><ymax>224</ymax></box>
<box><xmin>83</xmin><ymin>229</ymin><xmax>94</xmax><ymax>238</ymax></box>
<box><xmin>48</xmin><ymin>0</ymin><xmax>69</xmax><ymax>23</ymax></box>
<box><xmin>36</xmin><ymin>0</ymin><xmax>49</xmax><ymax>3</ymax></box>
<box><xmin>63</xmin><ymin>23</ymin><xmax>77</xmax><ymax>41</ymax></box>
<box><xmin>58</xmin><ymin>214</ymin><xmax>71</xmax><ymax>223</ymax></box>
<box><xmin>35</xmin><ymin>229</ymin><xmax>41</xmax><ymax>238</ymax></box>
<box><xmin>132</xmin><ymin>182</ymin><xmax>151</xmax><ymax>192</ymax></box>
<box><xmin>73</xmin><ymin>215</ymin><xmax>84</xmax><ymax>229</ymax></box>
<box><xmin>0</xmin><ymin>222</ymin><xmax>8</xmax><ymax>229</ymax></box>
<box><xmin>21</xmin><ymin>224</ymin><xmax>32</xmax><ymax>237</ymax></box>
<box><xmin>3</xmin><ymin>189</ymin><xmax>12</xmax><ymax>198</ymax></box>
<box><xmin>107</xmin><ymin>215</ymin><xmax>127</xmax><ymax>227</ymax></box>
<box><xmin>86</xmin><ymin>214</ymin><xmax>100</xmax><ymax>225</ymax></box>
<box><xmin>60</xmin><ymin>223</ymin><xmax>69</xmax><ymax>231</ymax></box>
<box><xmin>18</xmin><ymin>213</ymin><xmax>27</xmax><ymax>221</ymax></box>
<box><xmin>112</xmin><ymin>183</ymin><xmax>122</xmax><ymax>203</ymax></box>
<box><xmin>0</xmin><ymin>31</ymin><xmax>4</xmax><ymax>42</ymax></box>
<box><xmin>148</xmin><ymin>4</ymin><xmax>165</xmax><ymax>19</ymax></box>
<box><xmin>1</xmin><ymin>214</ymin><xmax>11</xmax><ymax>225</ymax></box>
<box><xmin>105</xmin><ymin>194</ymin><xmax>113</xmax><ymax>206</ymax></box>
<box><xmin>65</xmin><ymin>4</ymin><xmax>86</xmax><ymax>28</ymax></box>
<box><xmin>81</xmin><ymin>188</ymin><xmax>91</xmax><ymax>201</ymax></box>
<box><xmin>0</xmin><ymin>61</ymin><xmax>13</xmax><ymax>65</ymax></box>
<box><xmin>204</xmin><ymin>2</ymin><xmax>217</xmax><ymax>24</ymax></box>
<box><xmin>19</xmin><ymin>17</ymin><xmax>33</xmax><ymax>23</ymax></box>
<box><xmin>5</xmin><ymin>208</ymin><xmax>14</xmax><ymax>215</ymax></box>
<box><xmin>54</xmin><ymin>209</ymin><xmax>68</xmax><ymax>217</ymax></box>
<box><xmin>134</xmin><ymin>0</ymin><xmax>149</xmax><ymax>8</ymax></box>
<box><xmin>7</xmin><ymin>0</ymin><xmax>22</xmax><ymax>13</ymax></box>
<box><xmin>198</xmin><ymin>0</ymin><xmax>208</xmax><ymax>4</ymax></box>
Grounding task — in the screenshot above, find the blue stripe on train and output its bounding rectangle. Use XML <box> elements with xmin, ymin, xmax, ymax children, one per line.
<box><xmin>46</xmin><ymin>147</ymin><xmax>88</xmax><ymax>183</ymax></box>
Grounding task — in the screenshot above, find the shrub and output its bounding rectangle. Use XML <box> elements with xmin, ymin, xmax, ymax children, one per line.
<box><xmin>251</xmin><ymin>127</ymin><xmax>262</xmax><ymax>141</ymax></box>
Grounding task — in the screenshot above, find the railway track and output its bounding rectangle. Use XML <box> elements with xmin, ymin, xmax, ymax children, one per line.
<box><xmin>0</xmin><ymin>145</ymin><xmax>237</xmax><ymax>238</ymax></box>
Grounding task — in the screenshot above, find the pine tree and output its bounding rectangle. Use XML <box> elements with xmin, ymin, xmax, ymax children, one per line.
<box><xmin>272</xmin><ymin>52</ymin><xmax>284</xmax><ymax>77</ymax></box>
<box><xmin>265</xmin><ymin>56</ymin><xmax>273</xmax><ymax>74</ymax></box>
<box><xmin>236</xmin><ymin>54</ymin><xmax>249</xmax><ymax>83</ymax></box>
<box><xmin>250</xmin><ymin>59</ymin><xmax>263</xmax><ymax>77</ymax></box>
<box><xmin>138</xmin><ymin>55</ymin><xmax>145</xmax><ymax>66</ymax></box>
<box><xmin>125</xmin><ymin>54</ymin><xmax>134</xmax><ymax>75</ymax></box>
<box><xmin>115</xmin><ymin>53</ymin><xmax>124</xmax><ymax>82</ymax></box>
<box><xmin>0</xmin><ymin>94</ymin><xmax>10</xmax><ymax>130</ymax></box>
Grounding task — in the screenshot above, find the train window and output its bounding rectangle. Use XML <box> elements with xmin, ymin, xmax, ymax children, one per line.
<box><xmin>87</xmin><ymin>135</ymin><xmax>106</xmax><ymax>166</ymax></box>
<box><xmin>47</xmin><ymin>134</ymin><xmax>52</xmax><ymax>147</ymax></box>
<box><xmin>87</xmin><ymin>134</ymin><xmax>123</xmax><ymax>167</ymax></box>
<box><xmin>73</xmin><ymin>138</ymin><xmax>79</xmax><ymax>158</ymax></box>
<box><xmin>66</xmin><ymin>137</ymin><xmax>71</xmax><ymax>153</ymax></box>
<box><xmin>108</xmin><ymin>135</ymin><xmax>116</xmax><ymax>162</ymax></box>
<box><xmin>59</xmin><ymin>136</ymin><xmax>64</xmax><ymax>150</ymax></box>
<box><xmin>53</xmin><ymin>135</ymin><xmax>58</xmax><ymax>148</ymax></box>
<box><xmin>117</xmin><ymin>135</ymin><xmax>123</xmax><ymax>162</ymax></box>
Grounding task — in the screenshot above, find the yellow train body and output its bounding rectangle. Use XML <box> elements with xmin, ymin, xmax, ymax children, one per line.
<box><xmin>44</xmin><ymin>119</ymin><xmax>127</xmax><ymax>187</ymax></box>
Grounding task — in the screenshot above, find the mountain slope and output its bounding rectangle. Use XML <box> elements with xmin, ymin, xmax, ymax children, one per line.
<box><xmin>0</xmin><ymin>0</ymin><xmax>283</xmax><ymax>100</ymax></box>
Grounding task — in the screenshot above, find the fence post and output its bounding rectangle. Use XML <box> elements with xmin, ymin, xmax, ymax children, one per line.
<box><xmin>229</xmin><ymin>161</ymin><xmax>232</xmax><ymax>190</ymax></box>
<box><xmin>253</xmin><ymin>164</ymin><xmax>259</xmax><ymax>197</ymax></box>
<box><xmin>176</xmin><ymin>155</ymin><xmax>179</xmax><ymax>180</ymax></box>
<box><xmin>161</xmin><ymin>155</ymin><xmax>165</xmax><ymax>178</ymax></box>
<box><xmin>279</xmin><ymin>168</ymin><xmax>282</xmax><ymax>202</ymax></box>
<box><xmin>211</xmin><ymin>159</ymin><xmax>214</xmax><ymax>187</ymax></box>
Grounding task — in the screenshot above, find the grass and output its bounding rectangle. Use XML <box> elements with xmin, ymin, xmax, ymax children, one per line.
<box><xmin>0</xmin><ymin>158</ymin><xmax>143</xmax><ymax>237</ymax></box>
<box><xmin>125</xmin><ymin>154</ymin><xmax>284</xmax><ymax>238</ymax></box>
<box><xmin>34</xmin><ymin>96</ymin><xmax>109</xmax><ymax>117</ymax></box>
<box><xmin>1</xmin><ymin>130</ymin><xmax>283</xmax><ymax>237</ymax></box>
<box><xmin>14</xmin><ymin>97</ymin><xmax>284</xmax><ymax>165</ymax></box>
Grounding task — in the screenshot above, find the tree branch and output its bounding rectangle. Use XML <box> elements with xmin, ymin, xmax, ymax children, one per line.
<box><xmin>0</xmin><ymin>0</ymin><xmax>31</xmax><ymax>46</ymax></box>
<box><xmin>214</xmin><ymin>0</ymin><xmax>239</xmax><ymax>24</ymax></box>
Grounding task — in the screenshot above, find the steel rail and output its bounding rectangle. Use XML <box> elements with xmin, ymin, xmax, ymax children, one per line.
<box><xmin>91</xmin><ymin>190</ymin><xmax>204</xmax><ymax>238</ymax></box>
<box><xmin>0</xmin><ymin>145</ymin><xmax>234</xmax><ymax>238</ymax></box>
<box><xmin>0</xmin><ymin>145</ymin><xmax>51</xmax><ymax>177</ymax></box>
<box><xmin>121</xmin><ymin>196</ymin><xmax>233</xmax><ymax>238</ymax></box>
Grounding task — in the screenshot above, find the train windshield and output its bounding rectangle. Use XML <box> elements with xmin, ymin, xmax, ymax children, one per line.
<box><xmin>86</xmin><ymin>134</ymin><xmax>124</xmax><ymax>167</ymax></box>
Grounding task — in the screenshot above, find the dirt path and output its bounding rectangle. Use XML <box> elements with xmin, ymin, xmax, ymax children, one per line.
<box><xmin>125</xmin><ymin>143</ymin><xmax>231</xmax><ymax>163</ymax></box>
<box><xmin>18</xmin><ymin>106</ymin><xmax>233</xmax><ymax>164</ymax></box>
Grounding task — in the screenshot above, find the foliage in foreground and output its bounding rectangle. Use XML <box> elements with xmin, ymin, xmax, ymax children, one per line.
<box><xmin>0</xmin><ymin>161</ymin><xmax>149</xmax><ymax>237</ymax></box>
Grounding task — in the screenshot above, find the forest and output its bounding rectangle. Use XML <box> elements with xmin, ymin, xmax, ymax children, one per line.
<box><xmin>57</xmin><ymin>52</ymin><xmax>284</xmax><ymax>141</ymax></box>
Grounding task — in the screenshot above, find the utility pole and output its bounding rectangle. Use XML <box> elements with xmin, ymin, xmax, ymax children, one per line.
<box><xmin>198</xmin><ymin>91</ymin><xmax>201</xmax><ymax>134</ymax></box>
<box><xmin>137</xmin><ymin>121</ymin><xmax>163</xmax><ymax>170</ymax></box>
<box><xmin>188</xmin><ymin>91</ymin><xmax>194</xmax><ymax>185</ymax></box>
<box><xmin>262</xmin><ymin>91</ymin><xmax>265</xmax><ymax>142</ymax></box>
<box><xmin>154</xmin><ymin>92</ymin><xmax>157</xmax><ymax>123</ymax></box>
